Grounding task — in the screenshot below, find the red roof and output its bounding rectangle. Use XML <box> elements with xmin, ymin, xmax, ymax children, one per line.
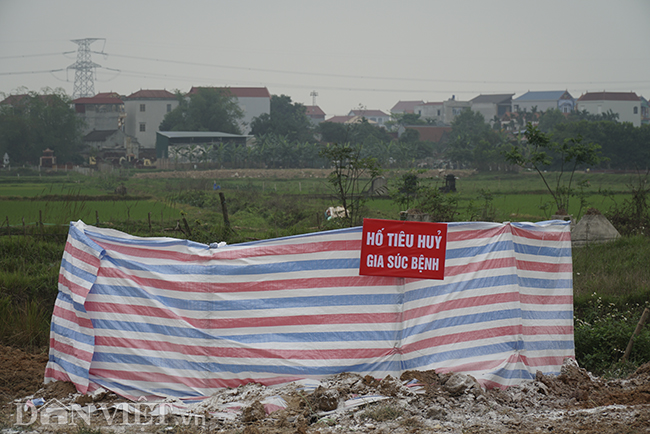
<box><xmin>126</xmin><ymin>89</ymin><xmax>176</xmax><ymax>99</ymax></box>
<box><xmin>578</xmin><ymin>92</ymin><xmax>640</xmax><ymax>102</ymax></box>
<box><xmin>187</xmin><ymin>87</ymin><xmax>270</xmax><ymax>98</ymax></box>
<box><xmin>0</xmin><ymin>94</ymin><xmax>60</xmax><ymax>105</ymax></box>
<box><xmin>305</xmin><ymin>105</ymin><xmax>325</xmax><ymax>116</ymax></box>
<box><xmin>404</xmin><ymin>126</ymin><xmax>451</xmax><ymax>142</ymax></box>
<box><xmin>95</xmin><ymin>92</ymin><xmax>121</xmax><ymax>98</ymax></box>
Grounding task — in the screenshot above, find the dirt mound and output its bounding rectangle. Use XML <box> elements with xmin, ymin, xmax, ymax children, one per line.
<box><xmin>0</xmin><ymin>345</ymin><xmax>48</xmax><ymax>403</ymax></box>
<box><xmin>2</xmin><ymin>353</ymin><xmax>650</xmax><ymax>433</ymax></box>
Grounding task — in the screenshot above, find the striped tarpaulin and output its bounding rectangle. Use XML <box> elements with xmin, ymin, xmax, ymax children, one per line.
<box><xmin>45</xmin><ymin>220</ymin><xmax>574</xmax><ymax>400</ymax></box>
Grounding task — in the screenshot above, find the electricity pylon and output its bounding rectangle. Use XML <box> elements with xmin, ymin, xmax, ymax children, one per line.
<box><xmin>68</xmin><ymin>38</ymin><xmax>103</xmax><ymax>98</ymax></box>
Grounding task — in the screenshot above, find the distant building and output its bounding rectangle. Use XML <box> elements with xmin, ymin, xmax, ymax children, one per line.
<box><xmin>39</xmin><ymin>148</ymin><xmax>56</xmax><ymax>168</ymax></box>
<box><xmin>82</xmin><ymin>129</ymin><xmax>140</xmax><ymax>164</ymax></box>
<box><xmin>156</xmin><ymin>131</ymin><xmax>250</xmax><ymax>160</ymax></box>
<box><xmin>187</xmin><ymin>87</ymin><xmax>271</xmax><ymax>134</ymax></box>
<box><xmin>400</xmin><ymin>126</ymin><xmax>451</xmax><ymax>142</ymax></box>
<box><xmin>414</xmin><ymin>102</ymin><xmax>444</xmax><ymax>123</ymax></box>
<box><xmin>72</xmin><ymin>94</ymin><xmax>125</xmax><ymax>135</ymax></box>
<box><xmin>391</xmin><ymin>100</ymin><xmax>425</xmax><ymax>114</ymax></box>
<box><xmin>305</xmin><ymin>105</ymin><xmax>326</xmax><ymax>125</ymax></box>
<box><xmin>441</xmin><ymin>96</ymin><xmax>471</xmax><ymax>124</ymax></box>
<box><xmin>513</xmin><ymin>90</ymin><xmax>575</xmax><ymax>114</ymax></box>
<box><xmin>347</xmin><ymin>109</ymin><xmax>391</xmax><ymax>127</ymax></box>
<box><xmin>124</xmin><ymin>89</ymin><xmax>178</xmax><ymax>150</ymax></box>
<box><xmin>576</xmin><ymin>91</ymin><xmax>641</xmax><ymax>127</ymax></box>
<box><xmin>324</xmin><ymin>115</ymin><xmax>355</xmax><ymax>124</ymax></box>
<box><xmin>470</xmin><ymin>94</ymin><xmax>514</xmax><ymax>121</ymax></box>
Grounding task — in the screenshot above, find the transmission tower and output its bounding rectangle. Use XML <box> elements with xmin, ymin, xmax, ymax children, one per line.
<box><xmin>68</xmin><ymin>38</ymin><xmax>103</xmax><ymax>98</ymax></box>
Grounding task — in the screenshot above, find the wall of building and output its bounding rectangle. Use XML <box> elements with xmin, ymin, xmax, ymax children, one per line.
<box><xmin>577</xmin><ymin>100</ymin><xmax>641</xmax><ymax>127</ymax></box>
<box><xmin>125</xmin><ymin>99</ymin><xmax>178</xmax><ymax>149</ymax></box>
<box><xmin>237</xmin><ymin>96</ymin><xmax>271</xmax><ymax>134</ymax></box>
<box><xmin>79</xmin><ymin>104</ymin><xmax>125</xmax><ymax>135</ymax></box>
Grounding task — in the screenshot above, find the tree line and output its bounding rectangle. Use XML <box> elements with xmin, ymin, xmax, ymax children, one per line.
<box><xmin>1</xmin><ymin>87</ymin><xmax>649</xmax><ymax>171</ymax></box>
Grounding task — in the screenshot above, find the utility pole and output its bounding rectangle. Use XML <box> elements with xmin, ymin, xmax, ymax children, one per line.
<box><xmin>68</xmin><ymin>38</ymin><xmax>104</xmax><ymax>98</ymax></box>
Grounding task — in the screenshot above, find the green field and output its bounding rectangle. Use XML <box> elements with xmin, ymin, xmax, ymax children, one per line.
<box><xmin>0</xmin><ymin>169</ymin><xmax>642</xmax><ymax>238</ymax></box>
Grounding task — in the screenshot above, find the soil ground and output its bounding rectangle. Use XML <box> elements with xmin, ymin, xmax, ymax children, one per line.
<box><xmin>1</xmin><ymin>345</ymin><xmax>649</xmax><ymax>433</ymax></box>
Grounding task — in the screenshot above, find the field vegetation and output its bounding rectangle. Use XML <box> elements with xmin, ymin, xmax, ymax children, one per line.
<box><xmin>0</xmin><ymin>167</ymin><xmax>649</xmax><ymax>378</ymax></box>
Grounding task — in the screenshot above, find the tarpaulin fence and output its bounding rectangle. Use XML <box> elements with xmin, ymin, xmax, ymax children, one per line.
<box><xmin>45</xmin><ymin>220</ymin><xmax>574</xmax><ymax>400</ymax></box>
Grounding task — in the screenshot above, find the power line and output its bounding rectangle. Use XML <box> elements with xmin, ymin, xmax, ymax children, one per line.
<box><xmin>0</xmin><ymin>68</ymin><xmax>66</xmax><ymax>76</ymax></box>
<box><xmin>96</xmin><ymin>51</ymin><xmax>650</xmax><ymax>87</ymax></box>
<box><xmin>0</xmin><ymin>52</ymin><xmax>74</xmax><ymax>60</ymax></box>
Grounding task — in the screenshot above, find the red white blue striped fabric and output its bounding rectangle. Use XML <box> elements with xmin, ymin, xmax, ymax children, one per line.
<box><xmin>45</xmin><ymin>220</ymin><xmax>574</xmax><ymax>400</ymax></box>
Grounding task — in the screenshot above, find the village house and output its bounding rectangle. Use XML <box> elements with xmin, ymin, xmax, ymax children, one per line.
<box><xmin>576</xmin><ymin>91</ymin><xmax>642</xmax><ymax>127</ymax></box>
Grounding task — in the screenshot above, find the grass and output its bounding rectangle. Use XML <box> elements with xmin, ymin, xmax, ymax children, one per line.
<box><xmin>0</xmin><ymin>237</ymin><xmax>63</xmax><ymax>348</ymax></box>
<box><xmin>1</xmin><ymin>169</ymin><xmax>649</xmax><ymax>377</ymax></box>
<box><xmin>572</xmin><ymin>236</ymin><xmax>650</xmax><ymax>376</ymax></box>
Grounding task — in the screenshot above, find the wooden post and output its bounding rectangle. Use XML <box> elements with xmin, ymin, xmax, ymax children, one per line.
<box><xmin>5</xmin><ymin>216</ymin><xmax>9</xmax><ymax>237</ymax></box>
<box><xmin>96</xmin><ymin>210</ymin><xmax>100</xmax><ymax>226</ymax></box>
<box><xmin>622</xmin><ymin>308</ymin><xmax>650</xmax><ymax>362</ymax></box>
<box><xmin>148</xmin><ymin>212</ymin><xmax>152</xmax><ymax>233</ymax></box>
<box><xmin>181</xmin><ymin>216</ymin><xmax>192</xmax><ymax>236</ymax></box>
<box><xmin>22</xmin><ymin>217</ymin><xmax>26</xmax><ymax>236</ymax></box>
<box><xmin>219</xmin><ymin>192</ymin><xmax>230</xmax><ymax>228</ymax></box>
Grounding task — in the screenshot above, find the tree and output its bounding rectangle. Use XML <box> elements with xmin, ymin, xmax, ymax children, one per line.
<box><xmin>392</xmin><ymin>170</ymin><xmax>421</xmax><ymax>210</ymax></box>
<box><xmin>446</xmin><ymin>109</ymin><xmax>507</xmax><ymax>170</ymax></box>
<box><xmin>505</xmin><ymin>123</ymin><xmax>603</xmax><ymax>213</ymax></box>
<box><xmin>250</xmin><ymin>95</ymin><xmax>314</xmax><ymax>143</ymax></box>
<box><xmin>159</xmin><ymin>88</ymin><xmax>244</xmax><ymax>134</ymax></box>
<box><xmin>0</xmin><ymin>88</ymin><xmax>84</xmax><ymax>165</ymax></box>
<box><xmin>320</xmin><ymin>142</ymin><xmax>382</xmax><ymax>227</ymax></box>
<box><xmin>538</xmin><ymin>108</ymin><xmax>567</xmax><ymax>133</ymax></box>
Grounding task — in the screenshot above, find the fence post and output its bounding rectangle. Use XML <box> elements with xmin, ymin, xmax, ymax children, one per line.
<box><xmin>148</xmin><ymin>212</ymin><xmax>152</xmax><ymax>233</ymax></box>
<box><xmin>5</xmin><ymin>216</ymin><xmax>9</xmax><ymax>237</ymax></box>
<box><xmin>96</xmin><ymin>210</ymin><xmax>100</xmax><ymax>226</ymax></box>
<box><xmin>219</xmin><ymin>192</ymin><xmax>231</xmax><ymax>229</ymax></box>
<box><xmin>22</xmin><ymin>217</ymin><xmax>26</xmax><ymax>236</ymax></box>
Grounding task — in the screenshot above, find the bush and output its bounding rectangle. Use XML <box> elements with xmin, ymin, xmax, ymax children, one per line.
<box><xmin>574</xmin><ymin>293</ymin><xmax>650</xmax><ymax>375</ymax></box>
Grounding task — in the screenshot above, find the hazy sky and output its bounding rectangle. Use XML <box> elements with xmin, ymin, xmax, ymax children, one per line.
<box><xmin>1</xmin><ymin>0</ymin><xmax>649</xmax><ymax>117</ymax></box>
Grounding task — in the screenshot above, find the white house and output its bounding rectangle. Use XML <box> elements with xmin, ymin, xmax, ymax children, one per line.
<box><xmin>513</xmin><ymin>90</ymin><xmax>575</xmax><ymax>114</ymax></box>
<box><xmin>441</xmin><ymin>96</ymin><xmax>471</xmax><ymax>124</ymax></box>
<box><xmin>470</xmin><ymin>94</ymin><xmax>514</xmax><ymax>122</ymax></box>
<box><xmin>576</xmin><ymin>91</ymin><xmax>642</xmax><ymax>127</ymax></box>
<box><xmin>124</xmin><ymin>89</ymin><xmax>178</xmax><ymax>150</ymax></box>
<box><xmin>347</xmin><ymin>109</ymin><xmax>391</xmax><ymax>127</ymax></box>
<box><xmin>390</xmin><ymin>100</ymin><xmax>424</xmax><ymax>115</ymax></box>
<box><xmin>414</xmin><ymin>102</ymin><xmax>444</xmax><ymax>122</ymax></box>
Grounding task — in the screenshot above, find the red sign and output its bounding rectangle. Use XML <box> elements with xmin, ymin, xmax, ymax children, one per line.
<box><xmin>359</xmin><ymin>218</ymin><xmax>448</xmax><ymax>280</ymax></box>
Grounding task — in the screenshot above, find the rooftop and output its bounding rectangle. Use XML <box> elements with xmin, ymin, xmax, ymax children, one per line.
<box><xmin>578</xmin><ymin>91</ymin><xmax>640</xmax><ymax>102</ymax></box>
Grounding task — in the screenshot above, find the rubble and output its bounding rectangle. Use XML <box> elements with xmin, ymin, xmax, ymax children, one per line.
<box><xmin>1</xmin><ymin>356</ymin><xmax>649</xmax><ymax>433</ymax></box>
